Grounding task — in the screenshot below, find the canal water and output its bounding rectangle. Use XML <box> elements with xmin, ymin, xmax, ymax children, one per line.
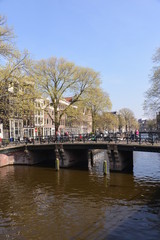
<box><xmin>0</xmin><ymin>152</ymin><xmax>160</xmax><ymax>240</ymax></box>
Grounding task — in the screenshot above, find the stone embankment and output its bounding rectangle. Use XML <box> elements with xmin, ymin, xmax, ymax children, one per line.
<box><xmin>0</xmin><ymin>145</ymin><xmax>36</xmax><ymax>167</ymax></box>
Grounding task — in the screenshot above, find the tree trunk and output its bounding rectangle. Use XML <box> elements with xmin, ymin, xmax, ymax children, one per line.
<box><xmin>54</xmin><ymin>107</ymin><xmax>60</xmax><ymax>137</ymax></box>
<box><xmin>92</xmin><ymin>112</ymin><xmax>95</xmax><ymax>133</ymax></box>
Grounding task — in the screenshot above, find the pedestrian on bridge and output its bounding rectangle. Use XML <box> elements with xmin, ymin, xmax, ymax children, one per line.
<box><xmin>135</xmin><ymin>129</ymin><xmax>139</xmax><ymax>141</ymax></box>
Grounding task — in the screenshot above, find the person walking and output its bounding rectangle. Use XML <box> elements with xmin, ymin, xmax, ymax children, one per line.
<box><xmin>135</xmin><ymin>129</ymin><xmax>139</xmax><ymax>141</ymax></box>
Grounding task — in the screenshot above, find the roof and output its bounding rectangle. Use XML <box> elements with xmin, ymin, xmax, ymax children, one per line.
<box><xmin>64</xmin><ymin>97</ymin><xmax>72</xmax><ymax>102</ymax></box>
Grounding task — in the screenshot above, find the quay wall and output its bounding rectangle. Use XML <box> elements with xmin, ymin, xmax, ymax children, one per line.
<box><xmin>0</xmin><ymin>146</ymin><xmax>45</xmax><ymax>167</ymax></box>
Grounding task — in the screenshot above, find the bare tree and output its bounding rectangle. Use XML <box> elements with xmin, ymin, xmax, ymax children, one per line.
<box><xmin>82</xmin><ymin>87</ymin><xmax>112</xmax><ymax>132</ymax></box>
<box><xmin>0</xmin><ymin>51</ymin><xmax>39</xmax><ymax>132</ymax></box>
<box><xmin>144</xmin><ymin>48</ymin><xmax>160</xmax><ymax>116</ymax></box>
<box><xmin>118</xmin><ymin>108</ymin><xmax>137</xmax><ymax>132</ymax></box>
<box><xmin>34</xmin><ymin>57</ymin><xmax>100</xmax><ymax>134</ymax></box>
<box><xmin>0</xmin><ymin>15</ymin><xmax>16</xmax><ymax>61</ymax></box>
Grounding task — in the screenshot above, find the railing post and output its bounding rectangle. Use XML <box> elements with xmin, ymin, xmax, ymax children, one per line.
<box><xmin>151</xmin><ymin>134</ymin><xmax>154</xmax><ymax>145</ymax></box>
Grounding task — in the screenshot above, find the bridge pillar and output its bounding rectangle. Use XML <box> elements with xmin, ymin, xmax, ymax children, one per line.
<box><xmin>54</xmin><ymin>144</ymin><xmax>66</xmax><ymax>167</ymax></box>
<box><xmin>107</xmin><ymin>145</ymin><xmax>133</xmax><ymax>172</ymax></box>
<box><xmin>88</xmin><ymin>150</ymin><xmax>94</xmax><ymax>167</ymax></box>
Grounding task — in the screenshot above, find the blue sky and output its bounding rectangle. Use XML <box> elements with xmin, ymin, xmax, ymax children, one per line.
<box><xmin>1</xmin><ymin>0</ymin><xmax>160</xmax><ymax>119</ymax></box>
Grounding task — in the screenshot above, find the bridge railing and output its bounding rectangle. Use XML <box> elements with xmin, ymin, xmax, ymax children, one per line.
<box><xmin>1</xmin><ymin>132</ymin><xmax>160</xmax><ymax>148</ymax></box>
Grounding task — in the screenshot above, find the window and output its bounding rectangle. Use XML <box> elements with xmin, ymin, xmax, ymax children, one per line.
<box><xmin>23</xmin><ymin>120</ymin><xmax>27</xmax><ymax>126</ymax></box>
<box><xmin>24</xmin><ymin>129</ymin><xmax>28</xmax><ymax>137</ymax></box>
<box><xmin>60</xmin><ymin>119</ymin><xmax>65</xmax><ymax>125</ymax></box>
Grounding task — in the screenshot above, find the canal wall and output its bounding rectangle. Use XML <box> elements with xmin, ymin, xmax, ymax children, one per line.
<box><xmin>0</xmin><ymin>146</ymin><xmax>88</xmax><ymax>169</ymax></box>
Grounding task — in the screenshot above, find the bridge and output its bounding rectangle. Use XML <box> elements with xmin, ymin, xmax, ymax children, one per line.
<box><xmin>0</xmin><ymin>141</ymin><xmax>160</xmax><ymax>171</ymax></box>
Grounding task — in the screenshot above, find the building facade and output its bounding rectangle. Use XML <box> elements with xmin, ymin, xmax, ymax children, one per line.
<box><xmin>1</xmin><ymin>96</ymin><xmax>92</xmax><ymax>140</ymax></box>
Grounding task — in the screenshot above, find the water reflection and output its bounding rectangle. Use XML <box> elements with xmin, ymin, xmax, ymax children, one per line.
<box><xmin>134</xmin><ymin>151</ymin><xmax>160</xmax><ymax>181</ymax></box>
<box><xmin>0</xmin><ymin>151</ymin><xmax>160</xmax><ymax>239</ymax></box>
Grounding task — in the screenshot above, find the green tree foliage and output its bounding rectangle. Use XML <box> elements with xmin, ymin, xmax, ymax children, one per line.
<box><xmin>96</xmin><ymin>112</ymin><xmax>118</xmax><ymax>132</ymax></box>
<box><xmin>64</xmin><ymin>101</ymin><xmax>89</xmax><ymax>133</ymax></box>
<box><xmin>34</xmin><ymin>57</ymin><xmax>100</xmax><ymax>133</ymax></box>
<box><xmin>117</xmin><ymin>114</ymin><xmax>125</xmax><ymax>132</ymax></box>
<box><xmin>0</xmin><ymin>51</ymin><xmax>39</xmax><ymax>129</ymax></box>
<box><xmin>0</xmin><ymin>15</ymin><xmax>39</xmax><ymax>132</ymax></box>
<box><xmin>0</xmin><ymin>15</ymin><xmax>16</xmax><ymax>61</ymax></box>
<box><xmin>82</xmin><ymin>87</ymin><xmax>112</xmax><ymax>132</ymax></box>
<box><xmin>144</xmin><ymin>48</ymin><xmax>160</xmax><ymax>116</ymax></box>
<box><xmin>118</xmin><ymin>108</ymin><xmax>138</xmax><ymax>132</ymax></box>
